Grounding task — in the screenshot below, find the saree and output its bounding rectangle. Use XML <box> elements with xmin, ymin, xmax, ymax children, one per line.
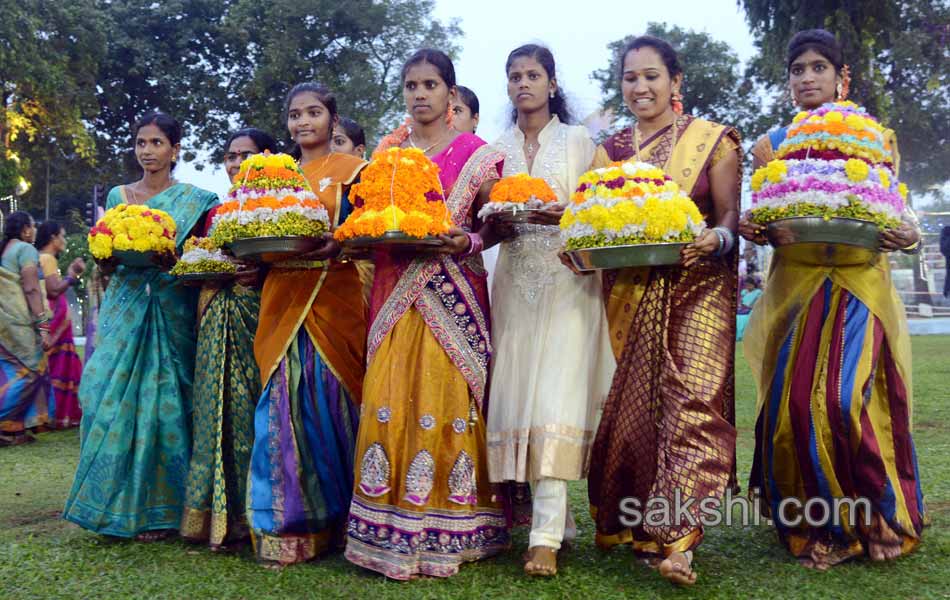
<box><xmin>39</xmin><ymin>253</ymin><xmax>83</xmax><ymax>429</ymax></box>
<box><xmin>587</xmin><ymin>116</ymin><xmax>741</xmax><ymax>555</ymax></box>
<box><xmin>344</xmin><ymin>133</ymin><xmax>509</xmax><ymax>580</ymax></box>
<box><xmin>0</xmin><ymin>241</ymin><xmax>49</xmax><ymax>434</ymax></box>
<box><xmin>246</xmin><ymin>153</ymin><xmax>368</xmax><ymax>564</ymax></box>
<box><xmin>745</xmin><ymin>130</ymin><xmax>924</xmax><ymax>565</ymax></box>
<box><xmin>736</xmin><ymin>288</ymin><xmax>763</xmax><ymax>341</ymax></box>
<box><xmin>180</xmin><ymin>204</ymin><xmax>262</xmax><ymax>547</ymax></box>
<box><xmin>63</xmin><ymin>183</ymin><xmax>218</xmax><ymax>537</ymax></box>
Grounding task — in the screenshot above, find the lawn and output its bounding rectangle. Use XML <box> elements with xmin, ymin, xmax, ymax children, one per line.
<box><xmin>2</xmin><ymin>338</ymin><xmax>948</xmax><ymax>599</ymax></box>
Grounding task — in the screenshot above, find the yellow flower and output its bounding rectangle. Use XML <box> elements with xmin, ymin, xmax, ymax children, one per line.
<box><xmin>878</xmin><ymin>169</ymin><xmax>891</xmax><ymax>189</ymax></box>
<box><xmin>898</xmin><ymin>183</ymin><xmax>909</xmax><ymax>201</ymax></box>
<box><xmin>765</xmin><ymin>160</ymin><xmax>787</xmax><ymax>184</ymax></box>
<box><xmin>750</xmin><ymin>168</ymin><xmax>767</xmax><ymax>192</ymax></box>
<box><xmin>844</xmin><ymin>158</ymin><xmax>870</xmax><ymax>182</ymax></box>
<box><xmin>825</xmin><ymin>111</ymin><xmax>844</xmax><ymax>123</ymax></box>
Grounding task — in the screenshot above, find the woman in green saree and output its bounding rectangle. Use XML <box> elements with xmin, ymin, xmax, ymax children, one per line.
<box><xmin>180</xmin><ymin>127</ymin><xmax>277</xmax><ymax>549</ymax></box>
<box><xmin>63</xmin><ymin>112</ymin><xmax>218</xmax><ymax>539</ymax></box>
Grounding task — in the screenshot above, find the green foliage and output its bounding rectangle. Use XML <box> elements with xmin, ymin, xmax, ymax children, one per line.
<box><xmin>739</xmin><ymin>0</ymin><xmax>950</xmax><ymax>194</ymax></box>
<box><xmin>223</xmin><ymin>0</ymin><xmax>461</xmax><ymax>150</ymax></box>
<box><xmin>591</xmin><ymin>23</ymin><xmax>768</xmax><ymax>140</ymax></box>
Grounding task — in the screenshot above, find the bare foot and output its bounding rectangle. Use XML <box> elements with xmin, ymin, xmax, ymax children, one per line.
<box><xmin>868</xmin><ymin>514</ymin><xmax>903</xmax><ymax>562</ymax></box>
<box><xmin>524</xmin><ymin>546</ymin><xmax>558</xmax><ymax>577</ymax></box>
<box><xmin>135</xmin><ymin>530</ymin><xmax>172</xmax><ymax>542</ymax></box>
<box><xmin>658</xmin><ymin>551</ymin><xmax>697</xmax><ymax>586</ymax></box>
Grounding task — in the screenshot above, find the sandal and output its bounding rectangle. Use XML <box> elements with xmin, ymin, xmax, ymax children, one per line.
<box><xmin>524</xmin><ymin>546</ymin><xmax>558</xmax><ymax>577</ymax></box>
<box><xmin>867</xmin><ymin>514</ymin><xmax>904</xmax><ymax>562</ymax></box>
<box><xmin>658</xmin><ymin>551</ymin><xmax>697</xmax><ymax>586</ymax></box>
<box><xmin>135</xmin><ymin>530</ymin><xmax>172</xmax><ymax>542</ymax></box>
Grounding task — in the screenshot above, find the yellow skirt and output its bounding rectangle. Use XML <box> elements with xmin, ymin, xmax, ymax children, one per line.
<box><xmin>344</xmin><ymin>308</ymin><xmax>508</xmax><ymax>580</ymax></box>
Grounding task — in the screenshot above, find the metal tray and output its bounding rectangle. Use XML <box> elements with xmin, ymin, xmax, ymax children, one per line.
<box><xmin>486</xmin><ymin>207</ymin><xmax>547</xmax><ymax>224</ymax></box>
<box><xmin>175</xmin><ymin>271</ymin><xmax>235</xmax><ymax>282</ymax></box>
<box><xmin>766</xmin><ymin>216</ymin><xmax>880</xmax><ymax>266</ymax></box>
<box><xmin>113</xmin><ymin>250</ymin><xmax>159</xmax><ymax>268</ymax></box>
<box><xmin>566</xmin><ymin>242</ymin><xmax>687</xmax><ymax>271</ymax></box>
<box><xmin>343</xmin><ymin>230</ymin><xmax>445</xmax><ymax>252</ymax></box>
<box><xmin>227</xmin><ymin>236</ymin><xmax>323</xmax><ymax>263</ymax></box>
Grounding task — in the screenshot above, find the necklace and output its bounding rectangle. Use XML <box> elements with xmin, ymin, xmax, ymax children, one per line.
<box><xmin>299</xmin><ymin>152</ymin><xmax>334</xmax><ymax>192</ymax></box>
<box><xmin>127</xmin><ymin>176</ymin><xmax>176</xmax><ymax>205</ymax></box>
<box><xmin>633</xmin><ymin>115</ymin><xmax>680</xmax><ymax>172</ymax></box>
<box><xmin>409</xmin><ymin>128</ymin><xmax>449</xmax><ymax>155</ymax></box>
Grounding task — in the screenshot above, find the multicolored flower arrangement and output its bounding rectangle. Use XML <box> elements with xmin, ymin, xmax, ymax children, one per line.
<box><xmin>169</xmin><ymin>237</ymin><xmax>236</xmax><ymax>275</ymax></box>
<box><xmin>88</xmin><ymin>203</ymin><xmax>177</xmax><ymax>259</ymax></box>
<box><xmin>334</xmin><ymin>147</ymin><xmax>451</xmax><ymax>240</ymax></box>
<box><xmin>209</xmin><ymin>152</ymin><xmax>329</xmax><ymax>245</ymax></box>
<box><xmin>559</xmin><ymin>161</ymin><xmax>705</xmax><ymax>250</ymax></box>
<box><xmin>750</xmin><ymin>101</ymin><xmax>906</xmax><ymax>230</ymax></box>
<box><xmin>477</xmin><ymin>173</ymin><xmax>557</xmax><ymax>219</ymax></box>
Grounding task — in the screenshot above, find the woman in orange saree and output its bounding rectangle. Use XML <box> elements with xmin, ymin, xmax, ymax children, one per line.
<box><xmin>245</xmin><ymin>83</ymin><xmax>368</xmax><ymax>565</ymax></box>
<box><xmin>344</xmin><ymin>49</ymin><xmax>509</xmax><ymax>580</ymax></box>
<box><xmin>585</xmin><ymin>36</ymin><xmax>741</xmax><ymax>586</ymax></box>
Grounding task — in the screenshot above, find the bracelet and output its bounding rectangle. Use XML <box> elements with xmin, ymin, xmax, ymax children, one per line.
<box><xmin>900</xmin><ymin>240</ymin><xmax>921</xmax><ymax>255</ymax></box>
<box><xmin>32</xmin><ymin>315</ymin><xmax>50</xmax><ymax>325</ymax></box>
<box><xmin>712</xmin><ymin>226</ymin><xmax>735</xmax><ymax>256</ymax></box>
<box><xmin>461</xmin><ymin>232</ymin><xmax>484</xmax><ymax>258</ymax></box>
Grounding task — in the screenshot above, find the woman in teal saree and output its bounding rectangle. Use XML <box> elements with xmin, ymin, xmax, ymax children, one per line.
<box><xmin>64</xmin><ymin>113</ymin><xmax>218</xmax><ymax>538</ymax></box>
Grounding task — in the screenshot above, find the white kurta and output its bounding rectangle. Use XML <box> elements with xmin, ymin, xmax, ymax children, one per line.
<box><xmin>486</xmin><ymin>117</ymin><xmax>616</xmax><ymax>483</ymax></box>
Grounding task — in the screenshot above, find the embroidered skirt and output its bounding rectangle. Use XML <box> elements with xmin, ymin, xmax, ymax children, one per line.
<box><xmin>344</xmin><ymin>308</ymin><xmax>509</xmax><ymax>580</ymax></box>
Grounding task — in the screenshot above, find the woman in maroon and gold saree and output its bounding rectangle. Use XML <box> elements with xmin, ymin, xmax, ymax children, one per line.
<box><xmin>586</xmin><ymin>36</ymin><xmax>741</xmax><ymax>586</ymax></box>
<box><xmin>344</xmin><ymin>49</ymin><xmax>509</xmax><ymax>580</ymax></box>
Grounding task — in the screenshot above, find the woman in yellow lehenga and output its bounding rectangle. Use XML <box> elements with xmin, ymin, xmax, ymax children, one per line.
<box><xmin>585</xmin><ymin>36</ymin><xmax>741</xmax><ymax>586</ymax></box>
<box><xmin>245</xmin><ymin>83</ymin><xmax>368</xmax><ymax>565</ymax></box>
<box><xmin>344</xmin><ymin>49</ymin><xmax>509</xmax><ymax>580</ymax></box>
<box><xmin>740</xmin><ymin>29</ymin><xmax>925</xmax><ymax>570</ymax></box>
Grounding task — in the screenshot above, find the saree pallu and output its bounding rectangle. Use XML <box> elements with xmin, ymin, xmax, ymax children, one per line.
<box><xmin>180</xmin><ymin>283</ymin><xmax>261</xmax><ymax>547</ymax></box>
<box><xmin>745</xmin><ymin>246</ymin><xmax>925</xmax><ymax>564</ymax></box>
<box><xmin>588</xmin><ymin>117</ymin><xmax>740</xmax><ymax>555</ymax></box>
<box><xmin>44</xmin><ymin>279</ymin><xmax>83</xmax><ymax>429</ymax></box>
<box><xmin>247</xmin><ymin>153</ymin><xmax>368</xmax><ymax>564</ymax></box>
<box><xmin>63</xmin><ymin>183</ymin><xmax>217</xmax><ymax>537</ymax></box>
<box><xmin>0</xmin><ymin>265</ymin><xmax>49</xmax><ymax>434</ymax></box>
<box><xmin>345</xmin><ymin>135</ymin><xmax>509</xmax><ymax>580</ymax></box>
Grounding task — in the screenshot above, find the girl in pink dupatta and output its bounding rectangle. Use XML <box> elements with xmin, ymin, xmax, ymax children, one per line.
<box><xmin>344</xmin><ymin>49</ymin><xmax>509</xmax><ymax>580</ymax></box>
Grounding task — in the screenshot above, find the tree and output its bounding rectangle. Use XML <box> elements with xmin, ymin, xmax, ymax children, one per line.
<box><xmin>0</xmin><ymin>0</ymin><xmax>105</xmax><ymax>209</ymax></box>
<box><xmin>591</xmin><ymin>23</ymin><xmax>767</xmax><ymax>140</ymax></box>
<box><xmin>223</xmin><ymin>0</ymin><xmax>461</xmax><ymax>150</ymax></box>
<box><xmin>740</xmin><ymin>0</ymin><xmax>950</xmax><ymax>194</ymax></box>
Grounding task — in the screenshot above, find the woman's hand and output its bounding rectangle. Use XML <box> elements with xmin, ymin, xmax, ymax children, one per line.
<box><xmin>681</xmin><ymin>229</ymin><xmax>720</xmax><ymax>268</ymax></box>
<box><xmin>738</xmin><ymin>214</ymin><xmax>768</xmax><ymax>245</ymax></box>
<box><xmin>436</xmin><ymin>227</ymin><xmax>471</xmax><ymax>255</ymax></box>
<box><xmin>68</xmin><ymin>257</ymin><xmax>86</xmax><ymax>278</ymax></box>
<box><xmin>490</xmin><ymin>219</ymin><xmax>517</xmax><ymax>241</ymax></box>
<box><xmin>558</xmin><ymin>251</ymin><xmax>594</xmax><ymax>276</ymax></box>
<box><xmin>297</xmin><ymin>233</ymin><xmax>342</xmax><ymax>261</ymax></box>
<box><xmin>880</xmin><ymin>222</ymin><xmax>919</xmax><ymax>253</ymax></box>
<box><xmin>39</xmin><ymin>329</ymin><xmax>51</xmax><ymax>351</ymax></box>
<box><xmin>233</xmin><ymin>264</ymin><xmax>265</xmax><ymax>288</ymax></box>
<box><xmin>528</xmin><ymin>204</ymin><xmax>565</xmax><ymax>226</ymax></box>
<box><xmin>96</xmin><ymin>256</ymin><xmax>119</xmax><ymax>276</ymax></box>
<box><xmin>152</xmin><ymin>251</ymin><xmax>178</xmax><ymax>272</ymax></box>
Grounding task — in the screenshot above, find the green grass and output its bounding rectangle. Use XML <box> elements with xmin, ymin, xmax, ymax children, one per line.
<box><xmin>2</xmin><ymin>337</ymin><xmax>948</xmax><ymax>599</ymax></box>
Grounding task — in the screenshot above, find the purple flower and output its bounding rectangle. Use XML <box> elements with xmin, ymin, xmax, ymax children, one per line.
<box><xmin>425</xmin><ymin>190</ymin><xmax>443</xmax><ymax>202</ymax></box>
<box><xmin>353</xmin><ymin>195</ymin><xmax>365</xmax><ymax>208</ymax></box>
<box><xmin>605</xmin><ymin>177</ymin><xmax>626</xmax><ymax>189</ymax></box>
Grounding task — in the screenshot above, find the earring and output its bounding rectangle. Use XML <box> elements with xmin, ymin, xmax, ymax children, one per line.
<box><xmin>549</xmin><ymin>90</ymin><xmax>555</xmax><ymax>99</ymax></box>
<box><xmin>671</xmin><ymin>90</ymin><xmax>684</xmax><ymax>115</ymax></box>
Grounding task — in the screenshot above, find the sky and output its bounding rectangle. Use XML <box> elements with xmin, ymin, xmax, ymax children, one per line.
<box><xmin>175</xmin><ymin>0</ymin><xmax>758</xmax><ymax>198</ymax></box>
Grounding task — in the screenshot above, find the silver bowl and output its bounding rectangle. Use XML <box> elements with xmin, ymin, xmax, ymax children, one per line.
<box><xmin>486</xmin><ymin>208</ymin><xmax>546</xmax><ymax>224</ymax></box>
<box><xmin>566</xmin><ymin>242</ymin><xmax>687</xmax><ymax>271</ymax></box>
<box><xmin>175</xmin><ymin>271</ymin><xmax>235</xmax><ymax>282</ymax></box>
<box><xmin>343</xmin><ymin>231</ymin><xmax>445</xmax><ymax>252</ymax></box>
<box><xmin>227</xmin><ymin>236</ymin><xmax>323</xmax><ymax>263</ymax></box>
<box><xmin>113</xmin><ymin>250</ymin><xmax>159</xmax><ymax>268</ymax></box>
<box><xmin>766</xmin><ymin>216</ymin><xmax>881</xmax><ymax>266</ymax></box>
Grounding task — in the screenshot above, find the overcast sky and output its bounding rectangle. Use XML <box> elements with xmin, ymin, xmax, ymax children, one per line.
<box><xmin>176</xmin><ymin>0</ymin><xmax>757</xmax><ymax>198</ymax></box>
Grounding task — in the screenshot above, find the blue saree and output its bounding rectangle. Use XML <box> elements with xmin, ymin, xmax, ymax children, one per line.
<box><xmin>63</xmin><ymin>182</ymin><xmax>218</xmax><ymax>537</ymax></box>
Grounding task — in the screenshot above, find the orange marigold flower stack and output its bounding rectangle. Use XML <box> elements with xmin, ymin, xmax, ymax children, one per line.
<box><xmin>334</xmin><ymin>147</ymin><xmax>451</xmax><ymax>241</ymax></box>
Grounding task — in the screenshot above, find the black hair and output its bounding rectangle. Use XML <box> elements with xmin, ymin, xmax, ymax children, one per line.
<box><xmin>133</xmin><ymin>111</ymin><xmax>183</xmax><ymax>171</ymax></box>
<box><xmin>336</xmin><ymin>117</ymin><xmax>366</xmax><ymax>148</ymax></box>
<box><xmin>618</xmin><ymin>35</ymin><xmax>683</xmax><ymax>81</ymax></box>
<box><xmin>284</xmin><ymin>82</ymin><xmax>338</xmax><ymax>159</ymax></box>
<box><xmin>2</xmin><ymin>211</ymin><xmax>33</xmax><ymax>246</ymax></box>
<box><xmin>506</xmin><ymin>44</ymin><xmax>573</xmax><ymax>125</ymax></box>
<box><xmin>401</xmin><ymin>48</ymin><xmax>457</xmax><ymax>88</ymax></box>
<box><xmin>787</xmin><ymin>29</ymin><xmax>844</xmax><ymax>74</ymax></box>
<box><xmin>224</xmin><ymin>127</ymin><xmax>278</xmax><ymax>156</ymax></box>
<box><xmin>35</xmin><ymin>220</ymin><xmax>64</xmax><ymax>251</ymax></box>
<box><xmin>456</xmin><ymin>85</ymin><xmax>480</xmax><ymax>117</ymax></box>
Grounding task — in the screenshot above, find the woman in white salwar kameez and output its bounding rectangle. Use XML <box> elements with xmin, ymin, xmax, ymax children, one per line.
<box><xmin>486</xmin><ymin>44</ymin><xmax>615</xmax><ymax>577</ymax></box>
